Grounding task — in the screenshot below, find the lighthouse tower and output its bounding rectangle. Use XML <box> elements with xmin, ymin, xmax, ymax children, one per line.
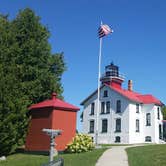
<box><xmin>100</xmin><ymin>63</ymin><xmax>124</xmax><ymax>89</ymax></box>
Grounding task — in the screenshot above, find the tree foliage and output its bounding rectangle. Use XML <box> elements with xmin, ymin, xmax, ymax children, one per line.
<box><xmin>0</xmin><ymin>8</ymin><xmax>66</xmax><ymax>155</ymax></box>
<box><xmin>162</xmin><ymin>106</ymin><xmax>166</xmax><ymax>120</ymax></box>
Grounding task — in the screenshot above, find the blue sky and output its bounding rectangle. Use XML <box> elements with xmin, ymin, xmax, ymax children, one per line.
<box><xmin>1</xmin><ymin>0</ymin><xmax>166</xmax><ymax>131</ymax></box>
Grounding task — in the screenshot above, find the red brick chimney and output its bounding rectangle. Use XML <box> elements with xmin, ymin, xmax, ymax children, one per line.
<box><xmin>128</xmin><ymin>80</ymin><xmax>133</xmax><ymax>91</ymax></box>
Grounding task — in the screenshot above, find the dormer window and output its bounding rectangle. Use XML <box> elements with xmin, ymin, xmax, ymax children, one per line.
<box><xmin>103</xmin><ymin>90</ymin><xmax>108</xmax><ymax>97</ymax></box>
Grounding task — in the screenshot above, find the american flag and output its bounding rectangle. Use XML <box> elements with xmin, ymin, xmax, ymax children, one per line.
<box><xmin>98</xmin><ymin>24</ymin><xmax>113</xmax><ymax>38</ymax></box>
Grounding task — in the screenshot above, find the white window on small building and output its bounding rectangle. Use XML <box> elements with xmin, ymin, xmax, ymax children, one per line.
<box><xmin>106</xmin><ymin>101</ymin><xmax>110</xmax><ymax>114</ymax></box>
<box><xmin>102</xmin><ymin>119</ymin><xmax>108</xmax><ymax>133</ymax></box>
<box><xmin>157</xmin><ymin>107</ymin><xmax>160</xmax><ymax>120</ymax></box>
<box><xmin>145</xmin><ymin>136</ymin><xmax>152</xmax><ymax>142</ymax></box>
<box><xmin>103</xmin><ymin>90</ymin><xmax>108</xmax><ymax>97</ymax></box>
<box><xmin>90</xmin><ymin>103</ymin><xmax>95</xmax><ymax>115</ymax></box>
<box><xmin>136</xmin><ymin>104</ymin><xmax>139</xmax><ymax>113</ymax></box>
<box><xmin>101</xmin><ymin>102</ymin><xmax>105</xmax><ymax>114</ymax></box>
<box><xmin>146</xmin><ymin>113</ymin><xmax>151</xmax><ymax>126</ymax></box>
<box><xmin>116</xmin><ymin>100</ymin><xmax>121</xmax><ymax>113</ymax></box>
<box><xmin>89</xmin><ymin>120</ymin><xmax>95</xmax><ymax>133</ymax></box>
<box><xmin>115</xmin><ymin>118</ymin><xmax>121</xmax><ymax>132</ymax></box>
<box><xmin>136</xmin><ymin>119</ymin><xmax>140</xmax><ymax>132</ymax></box>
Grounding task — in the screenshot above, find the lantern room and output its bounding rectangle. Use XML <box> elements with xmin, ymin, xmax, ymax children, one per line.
<box><xmin>100</xmin><ymin>62</ymin><xmax>125</xmax><ymax>89</ymax></box>
<box><xmin>25</xmin><ymin>93</ymin><xmax>79</xmax><ymax>152</ymax></box>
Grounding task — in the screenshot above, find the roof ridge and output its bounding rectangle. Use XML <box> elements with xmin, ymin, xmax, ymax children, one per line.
<box><xmin>29</xmin><ymin>95</ymin><xmax>80</xmax><ymax>111</ymax></box>
<box><xmin>80</xmin><ymin>84</ymin><xmax>163</xmax><ymax>106</ymax></box>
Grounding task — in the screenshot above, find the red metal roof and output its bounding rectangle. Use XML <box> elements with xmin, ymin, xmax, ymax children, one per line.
<box><xmin>110</xmin><ymin>86</ymin><xmax>141</xmax><ymax>103</ymax></box>
<box><xmin>106</xmin><ymin>84</ymin><xmax>162</xmax><ymax>105</ymax></box>
<box><xmin>137</xmin><ymin>95</ymin><xmax>162</xmax><ymax>105</ymax></box>
<box><xmin>29</xmin><ymin>93</ymin><xmax>80</xmax><ymax>111</ymax></box>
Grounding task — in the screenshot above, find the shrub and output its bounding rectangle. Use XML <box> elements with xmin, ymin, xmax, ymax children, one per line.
<box><xmin>66</xmin><ymin>134</ymin><xmax>95</xmax><ymax>153</ymax></box>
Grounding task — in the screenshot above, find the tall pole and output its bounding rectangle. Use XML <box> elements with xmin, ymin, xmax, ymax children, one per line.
<box><xmin>96</xmin><ymin>28</ymin><xmax>103</xmax><ymax>145</ymax></box>
<box><xmin>95</xmin><ymin>22</ymin><xmax>113</xmax><ymax>145</ymax></box>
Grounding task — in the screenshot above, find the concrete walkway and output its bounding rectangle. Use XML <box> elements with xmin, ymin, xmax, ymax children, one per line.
<box><xmin>95</xmin><ymin>146</ymin><xmax>133</xmax><ymax>166</ymax></box>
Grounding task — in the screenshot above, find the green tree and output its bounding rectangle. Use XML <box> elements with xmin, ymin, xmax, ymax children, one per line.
<box><xmin>0</xmin><ymin>8</ymin><xmax>66</xmax><ymax>155</ymax></box>
<box><xmin>162</xmin><ymin>106</ymin><xmax>166</xmax><ymax>140</ymax></box>
<box><xmin>162</xmin><ymin>106</ymin><xmax>166</xmax><ymax>120</ymax></box>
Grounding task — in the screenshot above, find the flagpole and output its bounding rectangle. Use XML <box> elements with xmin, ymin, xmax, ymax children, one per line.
<box><xmin>95</xmin><ymin>22</ymin><xmax>113</xmax><ymax>145</ymax></box>
<box><xmin>96</xmin><ymin>26</ymin><xmax>103</xmax><ymax>146</ymax></box>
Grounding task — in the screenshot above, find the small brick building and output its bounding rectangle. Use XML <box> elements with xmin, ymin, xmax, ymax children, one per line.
<box><xmin>25</xmin><ymin>93</ymin><xmax>79</xmax><ymax>151</ymax></box>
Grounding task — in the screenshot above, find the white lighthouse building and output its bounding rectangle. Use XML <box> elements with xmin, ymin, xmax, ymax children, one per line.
<box><xmin>81</xmin><ymin>63</ymin><xmax>164</xmax><ymax>144</ymax></box>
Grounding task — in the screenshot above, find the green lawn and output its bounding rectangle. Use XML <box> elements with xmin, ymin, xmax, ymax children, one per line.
<box><xmin>126</xmin><ymin>144</ymin><xmax>166</xmax><ymax>166</ymax></box>
<box><xmin>100</xmin><ymin>144</ymin><xmax>131</xmax><ymax>147</ymax></box>
<box><xmin>0</xmin><ymin>148</ymin><xmax>106</xmax><ymax>166</ymax></box>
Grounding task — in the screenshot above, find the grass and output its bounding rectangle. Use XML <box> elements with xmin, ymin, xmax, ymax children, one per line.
<box><xmin>126</xmin><ymin>144</ymin><xmax>166</xmax><ymax>166</ymax></box>
<box><xmin>0</xmin><ymin>148</ymin><xmax>107</xmax><ymax>166</ymax></box>
<box><xmin>100</xmin><ymin>144</ymin><xmax>131</xmax><ymax>147</ymax></box>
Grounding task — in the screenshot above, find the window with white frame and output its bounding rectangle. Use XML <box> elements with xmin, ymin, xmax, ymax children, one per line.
<box><xmin>116</xmin><ymin>100</ymin><xmax>121</xmax><ymax>113</ymax></box>
<box><xmin>101</xmin><ymin>102</ymin><xmax>105</xmax><ymax>114</ymax></box>
<box><xmin>106</xmin><ymin>101</ymin><xmax>110</xmax><ymax>114</ymax></box>
<box><xmin>90</xmin><ymin>103</ymin><xmax>95</xmax><ymax>115</ymax></box>
<box><xmin>89</xmin><ymin>120</ymin><xmax>94</xmax><ymax>133</ymax></box>
<box><xmin>115</xmin><ymin>118</ymin><xmax>121</xmax><ymax>132</ymax></box>
<box><xmin>145</xmin><ymin>136</ymin><xmax>152</xmax><ymax>142</ymax></box>
<box><xmin>136</xmin><ymin>104</ymin><xmax>139</xmax><ymax>113</ymax></box>
<box><xmin>136</xmin><ymin>119</ymin><xmax>140</xmax><ymax>132</ymax></box>
<box><xmin>103</xmin><ymin>90</ymin><xmax>108</xmax><ymax>97</ymax></box>
<box><xmin>146</xmin><ymin>113</ymin><xmax>151</xmax><ymax>126</ymax></box>
<box><xmin>115</xmin><ymin>136</ymin><xmax>121</xmax><ymax>143</ymax></box>
<box><xmin>102</xmin><ymin>119</ymin><xmax>108</xmax><ymax>133</ymax></box>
